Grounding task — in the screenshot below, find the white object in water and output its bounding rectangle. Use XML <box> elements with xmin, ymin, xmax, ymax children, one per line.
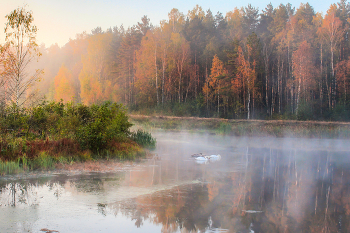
<box><xmin>195</xmin><ymin>159</ymin><xmax>209</xmax><ymax>164</ymax></box>
<box><xmin>209</xmin><ymin>154</ymin><xmax>221</xmax><ymax>160</ymax></box>
<box><xmin>195</xmin><ymin>156</ymin><xmax>210</xmax><ymax>161</ymax></box>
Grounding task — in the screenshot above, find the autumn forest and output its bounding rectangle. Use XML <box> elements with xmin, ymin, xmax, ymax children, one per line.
<box><xmin>30</xmin><ymin>1</ymin><xmax>350</xmax><ymax>120</ymax></box>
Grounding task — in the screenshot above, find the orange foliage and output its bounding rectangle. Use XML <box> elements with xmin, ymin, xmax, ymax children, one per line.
<box><xmin>135</xmin><ymin>30</ymin><xmax>158</xmax><ymax>105</ymax></box>
<box><xmin>233</xmin><ymin>46</ymin><xmax>257</xmax><ymax>106</ymax></box>
<box><xmin>320</xmin><ymin>4</ymin><xmax>345</xmax><ymax>47</ymax></box>
<box><xmin>204</xmin><ymin>55</ymin><xmax>228</xmax><ymax>103</ymax></box>
<box><xmin>78</xmin><ymin>69</ymin><xmax>102</xmax><ymax>105</ymax></box>
<box><xmin>54</xmin><ymin>64</ymin><xmax>76</xmax><ymax>102</ymax></box>
<box><xmin>335</xmin><ymin>59</ymin><xmax>350</xmax><ymax>98</ymax></box>
<box><xmin>292</xmin><ymin>41</ymin><xmax>317</xmax><ymax>100</ymax></box>
<box><xmin>79</xmin><ymin>33</ymin><xmax>113</xmax><ymax>105</ymax></box>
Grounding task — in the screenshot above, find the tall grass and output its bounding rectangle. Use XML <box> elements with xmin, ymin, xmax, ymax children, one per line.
<box><xmin>131</xmin><ymin>130</ymin><xmax>156</xmax><ymax>149</ymax></box>
<box><xmin>0</xmin><ymin>160</ymin><xmax>22</xmax><ymax>175</ymax></box>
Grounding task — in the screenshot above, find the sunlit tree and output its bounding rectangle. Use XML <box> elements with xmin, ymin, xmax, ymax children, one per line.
<box><xmin>320</xmin><ymin>4</ymin><xmax>345</xmax><ymax>107</ymax></box>
<box><xmin>292</xmin><ymin>41</ymin><xmax>316</xmax><ymax>114</ymax></box>
<box><xmin>206</xmin><ymin>55</ymin><xmax>228</xmax><ymax>115</ymax></box>
<box><xmin>54</xmin><ymin>64</ymin><xmax>76</xmax><ymax>102</ymax></box>
<box><xmin>1</xmin><ymin>6</ymin><xmax>43</xmax><ymax>107</ymax></box>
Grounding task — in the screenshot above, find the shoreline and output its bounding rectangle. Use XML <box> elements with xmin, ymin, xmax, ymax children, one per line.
<box><xmin>0</xmin><ymin>156</ymin><xmax>154</xmax><ymax>177</ymax></box>
<box><xmin>54</xmin><ymin>159</ymin><xmax>137</xmax><ymax>173</ymax></box>
<box><xmin>129</xmin><ymin>115</ymin><xmax>350</xmax><ymax>139</ymax></box>
<box><xmin>129</xmin><ymin>114</ymin><xmax>350</xmax><ymax>126</ymax></box>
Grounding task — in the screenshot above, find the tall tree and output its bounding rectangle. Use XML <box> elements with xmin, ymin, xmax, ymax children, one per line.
<box><xmin>168</xmin><ymin>8</ymin><xmax>185</xmax><ymax>33</ymax></box>
<box><xmin>2</xmin><ymin>6</ymin><xmax>42</xmax><ymax>107</ymax></box>
<box><xmin>226</xmin><ymin>8</ymin><xmax>244</xmax><ymax>41</ymax></box>
<box><xmin>117</xmin><ymin>26</ymin><xmax>142</xmax><ymax>104</ymax></box>
<box><xmin>135</xmin><ymin>29</ymin><xmax>159</xmax><ymax>106</ymax></box>
<box><xmin>292</xmin><ymin>41</ymin><xmax>316</xmax><ymax>114</ymax></box>
<box><xmin>207</xmin><ymin>55</ymin><xmax>228</xmax><ymax>115</ymax></box>
<box><xmin>79</xmin><ymin>32</ymin><xmax>113</xmax><ymax>104</ymax></box>
<box><xmin>242</xmin><ymin>4</ymin><xmax>260</xmax><ymax>35</ymax></box>
<box><xmin>170</xmin><ymin>33</ymin><xmax>190</xmax><ymax>103</ymax></box>
<box><xmin>54</xmin><ymin>64</ymin><xmax>76</xmax><ymax>102</ymax></box>
<box><xmin>335</xmin><ymin>59</ymin><xmax>350</xmax><ymax>101</ymax></box>
<box><xmin>235</xmin><ymin>45</ymin><xmax>257</xmax><ymax>119</ymax></box>
<box><xmin>320</xmin><ymin>4</ymin><xmax>345</xmax><ymax>107</ymax></box>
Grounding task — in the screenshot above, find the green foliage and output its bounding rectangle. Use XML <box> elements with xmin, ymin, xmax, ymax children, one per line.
<box><xmin>330</xmin><ymin>103</ymin><xmax>350</xmax><ymax>121</ymax></box>
<box><xmin>76</xmin><ymin>102</ymin><xmax>132</xmax><ymax>151</ymax></box>
<box><xmin>0</xmin><ymin>101</ymin><xmax>152</xmax><ymax>172</ymax></box>
<box><xmin>131</xmin><ymin>130</ymin><xmax>156</xmax><ymax>149</ymax></box>
<box><xmin>297</xmin><ymin>101</ymin><xmax>316</xmax><ymax>121</ymax></box>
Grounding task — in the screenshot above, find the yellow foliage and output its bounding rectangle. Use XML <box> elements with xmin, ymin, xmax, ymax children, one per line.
<box><xmin>54</xmin><ymin>64</ymin><xmax>76</xmax><ymax>102</ymax></box>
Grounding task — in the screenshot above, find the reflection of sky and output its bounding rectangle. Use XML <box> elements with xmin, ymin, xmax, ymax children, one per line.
<box><xmin>0</xmin><ymin>0</ymin><xmax>331</xmax><ymax>47</ymax></box>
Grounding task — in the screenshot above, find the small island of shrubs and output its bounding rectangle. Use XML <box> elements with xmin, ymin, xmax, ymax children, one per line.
<box><xmin>0</xmin><ymin>101</ymin><xmax>156</xmax><ymax>174</ymax></box>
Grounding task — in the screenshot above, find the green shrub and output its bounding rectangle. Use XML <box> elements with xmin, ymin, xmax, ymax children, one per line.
<box><xmin>75</xmin><ymin>102</ymin><xmax>132</xmax><ymax>151</ymax></box>
<box><xmin>0</xmin><ymin>101</ymin><xmax>153</xmax><ymax>171</ymax></box>
<box><xmin>131</xmin><ymin>130</ymin><xmax>156</xmax><ymax>149</ymax></box>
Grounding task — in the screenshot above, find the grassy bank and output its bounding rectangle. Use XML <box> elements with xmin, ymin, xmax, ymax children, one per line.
<box><xmin>0</xmin><ymin>102</ymin><xmax>156</xmax><ymax>175</ymax></box>
<box><xmin>129</xmin><ymin>115</ymin><xmax>350</xmax><ymax>139</ymax></box>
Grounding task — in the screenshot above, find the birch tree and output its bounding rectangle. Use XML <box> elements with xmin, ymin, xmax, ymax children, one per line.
<box><xmin>1</xmin><ymin>6</ymin><xmax>42</xmax><ymax>107</ymax></box>
<box><xmin>292</xmin><ymin>41</ymin><xmax>316</xmax><ymax>114</ymax></box>
<box><xmin>320</xmin><ymin>5</ymin><xmax>345</xmax><ymax>107</ymax></box>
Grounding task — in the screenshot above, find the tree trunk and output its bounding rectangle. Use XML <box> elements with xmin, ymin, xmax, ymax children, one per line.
<box><xmin>178</xmin><ymin>72</ymin><xmax>182</xmax><ymax>103</ymax></box>
<box><xmin>296</xmin><ymin>71</ymin><xmax>301</xmax><ymax>115</ymax></box>
<box><xmin>247</xmin><ymin>91</ymin><xmax>251</xmax><ymax>120</ymax></box>
<box><xmin>217</xmin><ymin>83</ymin><xmax>220</xmax><ymax>116</ymax></box>
<box><xmin>162</xmin><ymin>48</ymin><xmax>166</xmax><ymax>105</ymax></box>
<box><xmin>331</xmin><ymin>42</ymin><xmax>335</xmax><ymax>108</ymax></box>
<box><xmin>155</xmin><ymin>46</ymin><xmax>159</xmax><ymax>105</ymax></box>
<box><xmin>264</xmin><ymin>44</ymin><xmax>269</xmax><ymax>115</ymax></box>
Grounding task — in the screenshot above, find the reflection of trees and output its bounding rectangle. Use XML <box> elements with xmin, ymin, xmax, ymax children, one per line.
<box><xmin>0</xmin><ymin>182</ymin><xmax>39</xmax><ymax>207</ymax></box>
<box><xmin>0</xmin><ymin>177</ymin><xmax>68</xmax><ymax>207</ymax></box>
<box><xmin>0</xmin><ymin>173</ymin><xmax>120</xmax><ymax>207</ymax></box>
<box><xmin>104</xmin><ymin>147</ymin><xmax>350</xmax><ymax>232</ymax></box>
<box><xmin>106</xmin><ymin>185</ymin><xmax>211</xmax><ymax>232</ymax></box>
<box><xmin>236</xmin><ymin>148</ymin><xmax>350</xmax><ymax>232</ymax></box>
<box><xmin>1</xmin><ymin>148</ymin><xmax>350</xmax><ymax>232</ymax></box>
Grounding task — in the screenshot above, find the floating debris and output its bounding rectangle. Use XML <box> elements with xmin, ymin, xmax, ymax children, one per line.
<box><xmin>40</xmin><ymin>228</ymin><xmax>59</xmax><ymax>233</ymax></box>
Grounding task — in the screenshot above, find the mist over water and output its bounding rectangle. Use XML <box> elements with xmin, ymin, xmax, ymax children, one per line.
<box><xmin>1</xmin><ymin>131</ymin><xmax>350</xmax><ymax>232</ymax></box>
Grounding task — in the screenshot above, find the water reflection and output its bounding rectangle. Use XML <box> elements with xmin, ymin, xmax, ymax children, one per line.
<box><xmin>0</xmin><ymin>132</ymin><xmax>350</xmax><ymax>232</ymax></box>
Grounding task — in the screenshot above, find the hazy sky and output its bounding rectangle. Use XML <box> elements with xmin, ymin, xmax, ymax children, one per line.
<box><xmin>1</xmin><ymin>0</ymin><xmax>333</xmax><ymax>48</ymax></box>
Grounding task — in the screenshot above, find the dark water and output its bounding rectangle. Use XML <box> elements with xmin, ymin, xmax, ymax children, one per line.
<box><xmin>1</xmin><ymin>131</ymin><xmax>350</xmax><ymax>232</ymax></box>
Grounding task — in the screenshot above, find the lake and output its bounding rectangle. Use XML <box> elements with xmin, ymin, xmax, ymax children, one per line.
<box><xmin>1</xmin><ymin>131</ymin><xmax>350</xmax><ymax>232</ymax></box>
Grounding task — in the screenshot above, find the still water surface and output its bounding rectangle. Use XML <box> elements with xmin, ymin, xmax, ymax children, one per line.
<box><xmin>1</xmin><ymin>131</ymin><xmax>350</xmax><ymax>232</ymax></box>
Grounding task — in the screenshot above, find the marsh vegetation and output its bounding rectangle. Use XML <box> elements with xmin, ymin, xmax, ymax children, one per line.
<box><xmin>0</xmin><ymin>101</ymin><xmax>155</xmax><ymax>174</ymax></box>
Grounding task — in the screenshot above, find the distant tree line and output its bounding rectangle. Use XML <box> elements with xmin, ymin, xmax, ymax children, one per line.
<box><xmin>24</xmin><ymin>1</ymin><xmax>350</xmax><ymax>120</ymax></box>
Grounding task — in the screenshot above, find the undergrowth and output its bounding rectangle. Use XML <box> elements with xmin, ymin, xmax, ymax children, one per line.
<box><xmin>0</xmin><ymin>101</ymin><xmax>156</xmax><ymax>175</ymax></box>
